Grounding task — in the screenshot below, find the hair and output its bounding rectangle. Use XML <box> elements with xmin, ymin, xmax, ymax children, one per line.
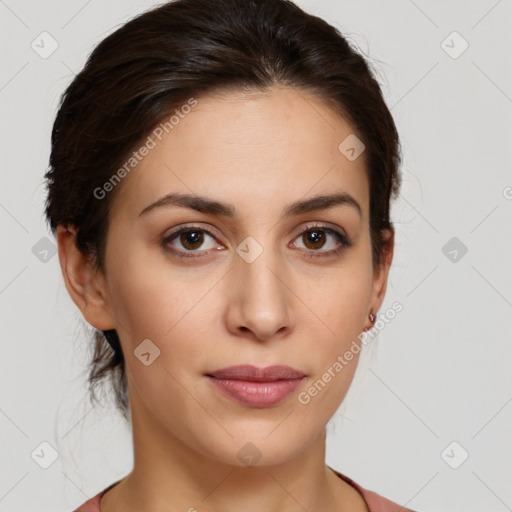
<box><xmin>44</xmin><ymin>0</ymin><xmax>402</xmax><ymax>421</ymax></box>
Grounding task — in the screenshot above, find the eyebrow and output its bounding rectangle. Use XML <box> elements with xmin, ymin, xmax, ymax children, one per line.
<box><xmin>138</xmin><ymin>192</ymin><xmax>362</xmax><ymax>219</ymax></box>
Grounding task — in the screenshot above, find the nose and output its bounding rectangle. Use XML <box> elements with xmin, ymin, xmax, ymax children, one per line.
<box><xmin>224</xmin><ymin>243</ymin><xmax>292</xmax><ymax>342</ymax></box>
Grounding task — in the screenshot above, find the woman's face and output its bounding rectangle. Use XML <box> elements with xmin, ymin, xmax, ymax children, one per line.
<box><xmin>94</xmin><ymin>85</ymin><xmax>392</xmax><ymax>466</ymax></box>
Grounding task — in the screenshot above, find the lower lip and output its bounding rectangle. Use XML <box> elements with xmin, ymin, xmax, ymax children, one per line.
<box><xmin>207</xmin><ymin>376</ymin><xmax>304</xmax><ymax>407</ymax></box>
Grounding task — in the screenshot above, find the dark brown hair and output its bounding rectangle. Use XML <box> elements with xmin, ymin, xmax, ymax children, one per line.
<box><xmin>44</xmin><ymin>0</ymin><xmax>401</xmax><ymax>421</ymax></box>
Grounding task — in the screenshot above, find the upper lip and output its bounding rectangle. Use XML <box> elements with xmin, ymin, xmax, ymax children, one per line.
<box><xmin>207</xmin><ymin>365</ymin><xmax>306</xmax><ymax>382</ymax></box>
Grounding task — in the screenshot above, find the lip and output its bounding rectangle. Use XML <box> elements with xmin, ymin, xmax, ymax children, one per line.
<box><xmin>206</xmin><ymin>365</ymin><xmax>306</xmax><ymax>407</ymax></box>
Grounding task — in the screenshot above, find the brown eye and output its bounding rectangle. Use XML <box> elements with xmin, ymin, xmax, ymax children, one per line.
<box><xmin>291</xmin><ymin>225</ymin><xmax>351</xmax><ymax>257</ymax></box>
<box><xmin>178</xmin><ymin>230</ymin><xmax>204</xmax><ymax>250</ymax></box>
<box><xmin>302</xmin><ymin>229</ymin><xmax>326</xmax><ymax>250</ymax></box>
<box><xmin>162</xmin><ymin>227</ymin><xmax>222</xmax><ymax>258</ymax></box>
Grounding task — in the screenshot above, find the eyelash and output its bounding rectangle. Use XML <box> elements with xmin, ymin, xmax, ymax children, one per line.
<box><xmin>161</xmin><ymin>223</ymin><xmax>352</xmax><ymax>260</ymax></box>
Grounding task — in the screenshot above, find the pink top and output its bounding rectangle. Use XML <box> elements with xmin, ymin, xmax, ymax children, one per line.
<box><xmin>73</xmin><ymin>468</ymin><xmax>416</xmax><ymax>512</ymax></box>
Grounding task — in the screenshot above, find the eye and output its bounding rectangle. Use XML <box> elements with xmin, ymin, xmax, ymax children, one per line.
<box><xmin>290</xmin><ymin>224</ymin><xmax>351</xmax><ymax>257</ymax></box>
<box><xmin>162</xmin><ymin>226</ymin><xmax>223</xmax><ymax>259</ymax></box>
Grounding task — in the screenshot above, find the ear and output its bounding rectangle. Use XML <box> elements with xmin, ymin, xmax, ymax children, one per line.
<box><xmin>367</xmin><ymin>228</ymin><xmax>395</xmax><ymax>323</ymax></box>
<box><xmin>56</xmin><ymin>224</ymin><xmax>116</xmax><ymax>331</ymax></box>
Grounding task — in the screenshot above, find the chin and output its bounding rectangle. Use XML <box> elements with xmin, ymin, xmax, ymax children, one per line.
<box><xmin>197</xmin><ymin>421</ymin><xmax>320</xmax><ymax>469</ymax></box>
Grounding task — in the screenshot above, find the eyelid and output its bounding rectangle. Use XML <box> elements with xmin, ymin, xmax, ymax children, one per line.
<box><xmin>164</xmin><ymin>222</ymin><xmax>223</xmax><ymax>241</ymax></box>
<box><xmin>291</xmin><ymin>221</ymin><xmax>348</xmax><ymax>240</ymax></box>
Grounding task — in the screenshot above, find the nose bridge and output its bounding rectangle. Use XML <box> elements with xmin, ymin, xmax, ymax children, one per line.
<box><xmin>230</xmin><ymin>233</ymin><xmax>291</xmax><ymax>338</ymax></box>
<box><xmin>237</xmin><ymin>233</ymin><xmax>286</xmax><ymax>301</ymax></box>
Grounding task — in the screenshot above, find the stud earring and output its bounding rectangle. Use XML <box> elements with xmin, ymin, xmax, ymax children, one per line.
<box><xmin>364</xmin><ymin>311</ymin><xmax>376</xmax><ymax>332</ymax></box>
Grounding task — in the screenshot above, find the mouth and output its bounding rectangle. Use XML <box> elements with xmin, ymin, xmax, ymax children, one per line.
<box><xmin>205</xmin><ymin>365</ymin><xmax>306</xmax><ymax>408</ymax></box>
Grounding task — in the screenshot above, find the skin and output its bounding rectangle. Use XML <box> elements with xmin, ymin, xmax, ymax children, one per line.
<box><xmin>57</xmin><ymin>85</ymin><xmax>393</xmax><ymax>512</ymax></box>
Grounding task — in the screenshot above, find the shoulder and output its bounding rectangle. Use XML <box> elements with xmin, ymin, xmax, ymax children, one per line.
<box><xmin>330</xmin><ymin>467</ymin><xmax>418</xmax><ymax>512</ymax></box>
<box><xmin>72</xmin><ymin>480</ymin><xmax>120</xmax><ymax>512</ymax></box>
<box><xmin>72</xmin><ymin>491</ymin><xmax>102</xmax><ymax>512</ymax></box>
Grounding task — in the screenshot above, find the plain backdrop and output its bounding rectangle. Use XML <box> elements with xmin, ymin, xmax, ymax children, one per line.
<box><xmin>1</xmin><ymin>0</ymin><xmax>511</xmax><ymax>511</ymax></box>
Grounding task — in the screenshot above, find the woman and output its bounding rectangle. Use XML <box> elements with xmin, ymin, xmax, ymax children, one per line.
<box><xmin>45</xmin><ymin>0</ymin><xmax>414</xmax><ymax>510</ymax></box>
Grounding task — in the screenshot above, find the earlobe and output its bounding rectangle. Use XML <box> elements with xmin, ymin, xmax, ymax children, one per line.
<box><xmin>56</xmin><ymin>224</ymin><xmax>116</xmax><ymax>331</ymax></box>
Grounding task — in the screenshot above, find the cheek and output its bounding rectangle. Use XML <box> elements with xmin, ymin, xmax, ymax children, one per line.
<box><xmin>104</xmin><ymin>229</ymin><xmax>181</xmax><ymax>332</ymax></box>
<box><xmin>106</xmin><ymin>264</ymin><xmax>170</xmax><ymax>341</ymax></box>
<box><xmin>307</xmin><ymin>261</ymin><xmax>372</xmax><ymax>338</ymax></box>
<box><xmin>104</xmin><ymin>244</ymin><xmax>218</xmax><ymax>373</ymax></box>
<box><xmin>300</xmin><ymin>254</ymin><xmax>372</xmax><ymax>397</ymax></box>
<box><xmin>105</xmin><ymin>256</ymin><xmax>211</xmax><ymax>418</ymax></box>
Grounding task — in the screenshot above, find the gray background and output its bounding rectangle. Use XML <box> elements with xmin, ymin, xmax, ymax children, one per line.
<box><xmin>1</xmin><ymin>0</ymin><xmax>511</xmax><ymax>510</ymax></box>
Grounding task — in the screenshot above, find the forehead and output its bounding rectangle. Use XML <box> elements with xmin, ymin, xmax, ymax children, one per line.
<box><xmin>111</xmin><ymin>85</ymin><xmax>369</xmax><ymax>221</ymax></box>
